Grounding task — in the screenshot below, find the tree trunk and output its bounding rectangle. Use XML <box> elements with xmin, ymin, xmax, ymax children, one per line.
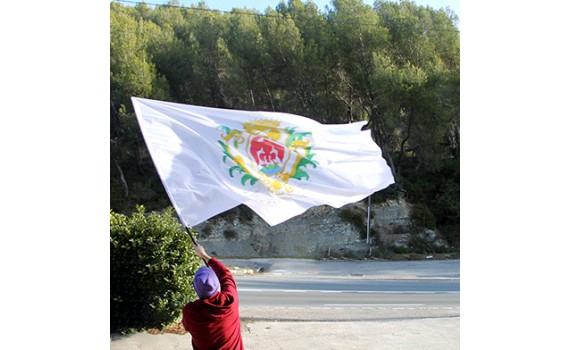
<box><xmin>114</xmin><ymin>159</ymin><xmax>129</xmax><ymax>198</ymax></box>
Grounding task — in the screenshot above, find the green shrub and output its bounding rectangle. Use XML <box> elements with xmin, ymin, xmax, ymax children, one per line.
<box><xmin>202</xmin><ymin>223</ymin><xmax>213</xmax><ymax>237</ymax></box>
<box><xmin>399</xmin><ymin>157</ymin><xmax>460</xmax><ymax>248</ymax></box>
<box><xmin>406</xmin><ymin>233</ymin><xmax>452</xmax><ymax>254</ymax></box>
<box><xmin>223</xmin><ymin>228</ymin><xmax>238</xmax><ymax>240</ymax></box>
<box><xmin>410</xmin><ymin>203</ymin><xmax>436</xmax><ymax>229</ymax></box>
<box><xmin>371</xmin><ymin>184</ymin><xmax>400</xmax><ymax>203</ymax></box>
<box><xmin>390</xmin><ymin>225</ymin><xmax>407</xmax><ymax>235</ymax></box>
<box><xmin>239</xmin><ymin>205</ymin><xmax>255</xmax><ymax>222</ymax></box>
<box><xmin>219</xmin><ymin>205</ymin><xmax>255</xmax><ymax>224</ymax></box>
<box><xmin>110</xmin><ymin>206</ymin><xmax>201</xmax><ymax>333</ymax></box>
<box><xmin>339</xmin><ymin>206</ymin><xmax>376</xmax><ymax>240</ymax></box>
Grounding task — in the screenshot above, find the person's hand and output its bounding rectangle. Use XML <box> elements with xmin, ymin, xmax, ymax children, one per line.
<box><xmin>195</xmin><ymin>244</ymin><xmax>211</xmax><ymax>262</ymax></box>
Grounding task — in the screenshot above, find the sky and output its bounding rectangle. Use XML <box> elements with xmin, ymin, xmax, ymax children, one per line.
<box><xmin>146</xmin><ymin>0</ymin><xmax>460</xmax><ymax>27</ymax></box>
<box><xmin>178</xmin><ymin>0</ymin><xmax>459</xmax><ymax>15</ymax></box>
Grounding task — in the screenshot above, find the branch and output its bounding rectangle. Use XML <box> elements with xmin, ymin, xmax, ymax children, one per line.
<box><xmin>113</xmin><ymin>159</ymin><xmax>129</xmax><ymax>198</ymax></box>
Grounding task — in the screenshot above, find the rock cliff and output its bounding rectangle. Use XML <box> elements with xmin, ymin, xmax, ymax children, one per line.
<box><xmin>192</xmin><ymin>198</ymin><xmax>450</xmax><ymax>259</ymax></box>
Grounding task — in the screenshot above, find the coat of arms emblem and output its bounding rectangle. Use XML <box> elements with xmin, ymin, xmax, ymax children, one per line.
<box><xmin>218</xmin><ymin>119</ymin><xmax>318</xmax><ymax>195</ymax></box>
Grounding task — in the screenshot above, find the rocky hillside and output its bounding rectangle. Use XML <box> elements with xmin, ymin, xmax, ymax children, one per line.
<box><xmin>192</xmin><ymin>198</ymin><xmax>453</xmax><ymax>260</ymax></box>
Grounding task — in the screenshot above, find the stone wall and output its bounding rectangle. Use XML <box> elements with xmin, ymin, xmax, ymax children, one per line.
<box><xmin>192</xmin><ymin>198</ymin><xmax>448</xmax><ymax>259</ymax></box>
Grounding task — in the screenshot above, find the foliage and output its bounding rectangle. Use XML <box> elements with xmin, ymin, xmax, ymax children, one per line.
<box><xmin>223</xmin><ymin>228</ymin><xmax>238</xmax><ymax>240</ymax></box>
<box><xmin>110</xmin><ymin>206</ymin><xmax>201</xmax><ymax>333</ymax></box>
<box><xmin>410</xmin><ymin>203</ymin><xmax>436</xmax><ymax>229</ymax></box>
<box><xmin>406</xmin><ymin>233</ymin><xmax>451</xmax><ymax>254</ymax></box>
<box><xmin>201</xmin><ymin>223</ymin><xmax>213</xmax><ymax>237</ymax></box>
<box><xmin>339</xmin><ymin>206</ymin><xmax>372</xmax><ymax>240</ymax></box>
<box><xmin>110</xmin><ymin>0</ymin><xmax>459</xmax><ymax>247</ymax></box>
<box><xmin>400</xmin><ymin>157</ymin><xmax>459</xmax><ymax>247</ymax></box>
<box><xmin>370</xmin><ymin>183</ymin><xmax>401</xmax><ymax>203</ymax></box>
<box><xmin>218</xmin><ymin>205</ymin><xmax>255</xmax><ymax>224</ymax></box>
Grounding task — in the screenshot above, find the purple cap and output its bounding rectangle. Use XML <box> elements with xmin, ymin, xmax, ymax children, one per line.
<box><xmin>193</xmin><ymin>267</ymin><xmax>220</xmax><ymax>299</ymax></box>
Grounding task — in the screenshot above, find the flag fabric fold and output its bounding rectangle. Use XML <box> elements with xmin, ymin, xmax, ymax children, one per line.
<box><xmin>131</xmin><ymin>97</ymin><xmax>394</xmax><ymax>227</ymax></box>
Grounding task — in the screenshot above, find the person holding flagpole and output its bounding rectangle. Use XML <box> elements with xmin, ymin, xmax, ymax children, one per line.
<box><xmin>182</xmin><ymin>244</ymin><xmax>245</xmax><ymax>350</ymax></box>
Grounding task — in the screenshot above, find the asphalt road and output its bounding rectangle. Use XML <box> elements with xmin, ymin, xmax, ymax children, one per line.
<box><xmin>236</xmin><ymin>276</ymin><xmax>459</xmax><ymax>321</ymax></box>
<box><xmin>232</xmin><ymin>259</ymin><xmax>460</xmax><ymax>321</ymax></box>
<box><xmin>237</xmin><ymin>276</ymin><xmax>459</xmax><ymax>293</ymax></box>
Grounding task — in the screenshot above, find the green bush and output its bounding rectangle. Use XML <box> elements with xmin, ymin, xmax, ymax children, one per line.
<box><xmin>223</xmin><ymin>228</ymin><xmax>238</xmax><ymax>240</ymax></box>
<box><xmin>399</xmin><ymin>157</ymin><xmax>460</xmax><ymax>248</ymax></box>
<box><xmin>218</xmin><ymin>205</ymin><xmax>255</xmax><ymax>224</ymax></box>
<box><xmin>201</xmin><ymin>223</ymin><xmax>213</xmax><ymax>237</ymax></box>
<box><xmin>339</xmin><ymin>206</ymin><xmax>367</xmax><ymax>239</ymax></box>
<box><xmin>110</xmin><ymin>206</ymin><xmax>201</xmax><ymax>333</ymax></box>
<box><xmin>410</xmin><ymin>203</ymin><xmax>436</xmax><ymax>229</ymax></box>
<box><xmin>406</xmin><ymin>233</ymin><xmax>452</xmax><ymax>254</ymax></box>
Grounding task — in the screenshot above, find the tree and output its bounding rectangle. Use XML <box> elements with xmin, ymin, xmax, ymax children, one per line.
<box><xmin>222</xmin><ymin>8</ymin><xmax>274</xmax><ymax>110</ymax></box>
<box><xmin>277</xmin><ymin>0</ymin><xmax>345</xmax><ymax>122</ymax></box>
<box><xmin>111</xmin><ymin>2</ymin><xmax>174</xmax><ymax>212</ymax></box>
<box><xmin>328</xmin><ymin>0</ymin><xmax>390</xmax><ymax>123</ymax></box>
<box><xmin>372</xmin><ymin>0</ymin><xmax>459</xmax><ymax>175</ymax></box>
<box><xmin>110</xmin><ymin>4</ymin><xmax>155</xmax><ymax>108</ymax></box>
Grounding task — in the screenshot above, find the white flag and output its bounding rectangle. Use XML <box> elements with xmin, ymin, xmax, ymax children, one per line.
<box><xmin>131</xmin><ymin>97</ymin><xmax>394</xmax><ymax>227</ymax></box>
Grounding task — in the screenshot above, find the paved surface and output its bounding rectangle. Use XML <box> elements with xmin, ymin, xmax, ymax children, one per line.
<box><xmin>111</xmin><ymin>318</ymin><xmax>459</xmax><ymax>350</ymax></box>
<box><xmin>110</xmin><ymin>259</ymin><xmax>460</xmax><ymax>350</ymax></box>
<box><xmin>225</xmin><ymin>258</ymin><xmax>460</xmax><ymax>280</ymax></box>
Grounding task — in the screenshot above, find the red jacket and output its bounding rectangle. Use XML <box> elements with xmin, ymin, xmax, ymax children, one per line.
<box><xmin>182</xmin><ymin>258</ymin><xmax>244</xmax><ymax>350</ymax></box>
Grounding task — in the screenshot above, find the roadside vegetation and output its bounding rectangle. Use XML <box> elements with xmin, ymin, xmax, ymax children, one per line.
<box><xmin>110</xmin><ymin>206</ymin><xmax>201</xmax><ymax>333</ymax></box>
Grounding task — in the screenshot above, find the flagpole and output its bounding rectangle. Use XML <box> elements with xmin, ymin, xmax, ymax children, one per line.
<box><xmin>184</xmin><ymin>226</ymin><xmax>209</xmax><ymax>266</ymax></box>
<box><xmin>366</xmin><ymin>196</ymin><xmax>371</xmax><ymax>245</ymax></box>
<box><xmin>184</xmin><ymin>226</ymin><xmax>199</xmax><ymax>245</ymax></box>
